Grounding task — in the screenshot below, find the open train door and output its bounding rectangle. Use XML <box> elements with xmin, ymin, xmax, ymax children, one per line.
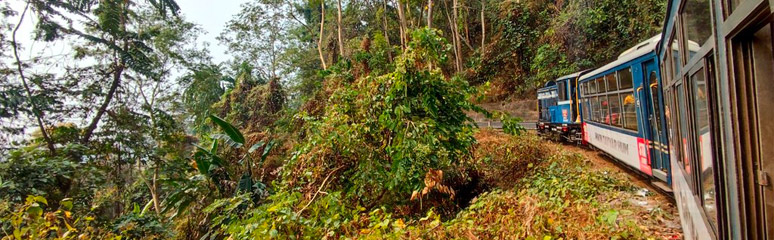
<box><xmin>642</xmin><ymin>59</ymin><xmax>670</xmax><ymax>182</ymax></box>
<box><xmin>730</xmin><ymin>19</ymin><xmax>774</xmax><ymax>239</ymax></box>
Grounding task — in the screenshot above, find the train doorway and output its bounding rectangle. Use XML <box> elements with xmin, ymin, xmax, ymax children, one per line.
<box><xmin>731</xmin><ymin>22</ymin><xmax>774</xmax><ymax>239</ymax></box>
<box><xmin>643</xmin><ymin>59</ymin><xmax>669</xmax><ymax>181</ymax></box>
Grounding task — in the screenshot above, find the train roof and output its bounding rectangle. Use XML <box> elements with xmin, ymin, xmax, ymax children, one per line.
<box><xmin>556</xmin><ymin>70</ymin><xmax>589</xmax><ymax>81</ymax></box>
<box><xmin>579</xmin><ymin>35</ymin><xmax>661</xmax><ymax>81</ymax></box>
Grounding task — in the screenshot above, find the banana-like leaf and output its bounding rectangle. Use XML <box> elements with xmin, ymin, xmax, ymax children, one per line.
<box><xmin>209</xmin><ymin>115</ymin><xmax>245</xmax><ymax>146</ymax></box>
<box><xmin>248</xmin><ymin>141</ymin><xmax>265</xmax><ymax>153</ymax></box>
<box><xmin>237</xmin><ymin>173</ymin><xmax>253</xmax><ymax>195</ymax></box>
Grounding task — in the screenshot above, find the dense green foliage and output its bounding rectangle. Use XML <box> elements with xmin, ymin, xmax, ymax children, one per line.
<box><xmin>470</xmin><ymin>0</ymin><xmax>667</xmax><ymax>99</ymax></box>
<box><xmin>0</xmin><ymin>0</ymin><xmax>669</xmax><ymax>239</ymax></box>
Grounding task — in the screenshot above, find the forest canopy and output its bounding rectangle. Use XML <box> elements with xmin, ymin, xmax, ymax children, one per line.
<box><xmin>0</xmin><ymin>0</ymin><xmax>665</xmax><ymax>239</ymax></box>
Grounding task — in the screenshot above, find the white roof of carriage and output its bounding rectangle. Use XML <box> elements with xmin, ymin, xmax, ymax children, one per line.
<box><xmin>579</xmin><ymin>34</ymin><xmax>661</xmax><ymax>82</ymax></box>
<box><xmin>557</xmin><ymin>71</ymin><xmax>585</xmax><ymax>81</ymax></box>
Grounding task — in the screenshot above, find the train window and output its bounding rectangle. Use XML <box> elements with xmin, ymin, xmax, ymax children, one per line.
<box><xmin>592</xmin><ymin>96</ymin><xmax>601</xmax><ymax>122</ymax></box>
<box><xmin>582</xmin><ymin>98</ymin><xmax>590</xmax><ymax>120</ymax></box>
<box><xmin>622</xmin><ymin>93</ymin><xmax>637</xmax><ymax>131</ymax></box>
<box><xmin>617</xmin><ymin>68</ymin><xmax>634</xmax><ymax>90</ymax></box>
<box><xmin>681</xmin><ymin>0</ymin><xmax>712</xmax><ymax>57</ymax></box>
<box><xmin>606</xmin><ymin>74</ymin><xmax>618</xmax><ymax>92</ymax></box>
<box><xmin>588</xmin><ymin>81</ymin><xmax>597</xmax><ymax>95</ymax></box>
<box><xmin>597</xmin><ymin>78</ymin><xmax>607</xmax><ymax>93</ymax></box>
<box><xmin>677</xmin><ymin>83</ymin><xmax>696</xmax><ymax>191</ymax></box>
<box><xmin>671</xmin><ymin>35</ymin><xmax>682</xmax><ymax>77</ymax></box>
<box><xmin>609</xmin><ymin>94</ymin><xmax>622</xmax><ymax>127</ymax></box>
<box><xmin>691</xmin><ymin>65</ymin><xmax>718</xmax><ymax>230</ymax></box>
<box><xmin>558</xmin><ymin>81</ymin><xmax>568</xmax><ymax>101</ymax></box>
<box><xmin>600</xmin><ymin>94</ymin><xmax>610</xmax><ymax>124</ymax></box>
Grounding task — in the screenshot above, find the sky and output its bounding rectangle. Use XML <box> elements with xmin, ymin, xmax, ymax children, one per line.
<box><xmin>176</xmin><ymin>0</ymin><xmax>249</xmax><ymax>64</ymax></box>
<box><xmin>1</xmin><ymin>0</ymin><xmax>247</xmax><ymax>142</ymax></box>
<box><xmin>8</xmin><ymin>0</ymin><xmax>247</xmax><ymax>65</ymax></box>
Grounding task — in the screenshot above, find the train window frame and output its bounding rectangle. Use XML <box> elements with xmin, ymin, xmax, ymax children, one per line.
<box><xmin>591</xmin><ymin>96</ymin><xmax>602</xmax><ymax>123</ymax></box>
<box><xmin>679</xmin><ymin>0</ymin><xmax>713</xmax><ymax>63</ymax></box>
<box><xmin>671</xmin><ymin>31</ymin><xmax>683</xmax><ymax>78</ymax></box>
<box><xmin>677</xmin><ymin>81</ymin><xmax>700</xmax><ymax>195</ymax></box>
<box><xmin>621</xmin><ymin>91</ymin><xmax>638</xmax><ymax>131</ymax></box>
<box><xmin>687</xmin><ymin>56</ymin><xmax>721</xmax><ymax>236</ymax></box>
<box><xmin>609</xmin><ymin>93</ymin><xmax>623</xmax><ymax>127</ymax></box>
<box><xmin>597</xmin><ymin>77</ymin><xmax>607</xmax><ymax>93</ymax></box>
<box><xmin>606</xmin><ymin>73</ymin><xmax>618</xmax><ymax>92</ymax></box>
<box><xmin>600</xmin><ymin>93</ymin><xmax>610</xmax><ymax>125</ymax></box>
<box><xmin>617</xmin><ymin>67</ymin><xmax>634</xmax><ymax>90</ymax></box>
<box><xmin>558</xmin><ymin>81</ymin><xmax>568</xmax><ymax>101</ymax></box>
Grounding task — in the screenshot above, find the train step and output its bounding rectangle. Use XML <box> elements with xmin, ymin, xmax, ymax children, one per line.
<box><xmin>651</xmin><ymin>180</ymin><xmax>674</xmax><ymax>194</ymax></box>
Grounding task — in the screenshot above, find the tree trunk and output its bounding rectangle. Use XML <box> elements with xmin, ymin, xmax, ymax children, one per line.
<box><xmin>382</xmin><ymin>0</ymin><xmax>393</xmax><ymax>60</ymax></box>
<box><xmin>481</xmin><ymin>0</ymin><xmax>486</xmax><ymax>52</ymax></box>
<box><xmin>82</xmin><ymin>64</ymin><xmax>124</xmax><ymax>143</ymax></box>
<box><xmin>12</xmin><ymin>2</ymin><xmax>56</xmax><ymax>154</ymax></box>
<box><xmin>452</xmin><ymin>0</ymin><xmax>462</xmax><ymax>71</ymax></box>
<box><xmin>337</xmin><ymin>0</ymin><xmax>344</xmax><ymax>57</ymax></box>
<box><xmin>396</xmin><ymin>0</ymin><xmax>407</xmax><ymax>49</ymax></box>
<box><xmin>151</xmin><ymin>167</ymin><xmax>161</xmax><ymax>215</ymax></box>
<box><xmin>318</xmin><ymin>0</ymin><xmax>328</xmax><ymax>70</ymax></box>
<box><xmin>426</xmin><ymin>0</ymin><xmax>432</xmax><ymax>28</ymax></box>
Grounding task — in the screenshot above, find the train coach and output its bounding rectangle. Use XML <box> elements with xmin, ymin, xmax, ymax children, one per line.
<box><xmin>658</xmin><ymin>0</ymin><xmax>774</xmax><ymax>238</ymax></box>
<box><xmin>535</xmin><ymin>0</ymin><xmax>774</xmax><ymax>237</ymax></box>
<box><xmin>536</xmin><ymin>71</ymin><xmax>587</xmax><ymax>142</ymax></box>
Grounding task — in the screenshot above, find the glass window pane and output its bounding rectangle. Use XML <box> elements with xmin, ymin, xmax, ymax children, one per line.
<box><xmin>671</xmin><ymin>36</ymin><xmax>682</xmax><ymax>77</ymax></box>
<box><xmin>682</xmin><ymin>0</ymin><xmax>712</xmax><ymax>59</ymax></box>
<box><xmin>622</xmin><ymin>92</ymin><xmax>638</xmax><ymax>130</ymax></box>
<box><xmin>692</xmin><ymin>66</ymin><xmax>717</xmax><ymax>228</ymax></box>
<box><xmin>606</xmin><ymin>74</ymin><xmax>618</xmax><ymax>91</ymax></box>
<box><xmin>618</xmin><ymin>68</ymin><xmax>634</xmax><ymax>90</ymax></box>
<box><xmin>588</xmin><ymin>81</ymin><xmax>597</xmax><ymax>94</ymax></box>
<box><xmin>591</xmin><ymin>97</ymin><xmax>600</xmax><ymax>122</ymax></box>
<box><xmin>677</xmin><ymin>84</ymin><xmax>696</xmax><ymax>190</ymax></box>
<box><xmin>600</xmin><ymin>95</ymin><xmax>610</xmax><ymax>124</ymax></box>
<box><xmin>609</xmin><ymin>94</ymin><xmax>622</xmax><ymax>127</ymax></box>
<box><xmin>583</xmin><ymin>98</ymin><xmax>591</xmax><ymax>121</ymax></box>
<box><xmin>558</xmin><ymin>81</ymin><xmax>568</xmax><ymax>101</ymax></box>
<box><xmin>597</xmin><ymin>78</ymin><xmax>606</xmax><ymax>93</ymax></box>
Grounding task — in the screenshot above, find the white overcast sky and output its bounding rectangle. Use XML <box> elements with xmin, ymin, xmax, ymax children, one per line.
<box><xmin>177</xmin><ymin>0</ymin><xmax>249</xmax><ymax>63</ymax></box>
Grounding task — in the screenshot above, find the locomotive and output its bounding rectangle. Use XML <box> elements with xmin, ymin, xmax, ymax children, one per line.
<box><xmin>537</xmin><ymin>0</ymin><xmax>774</xmax><ymax>238</ymax></box>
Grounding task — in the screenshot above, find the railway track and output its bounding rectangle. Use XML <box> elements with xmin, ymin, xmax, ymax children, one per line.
<box><xmin>474</xmin><ymin>121</ymin><xmax>536</xmax><ymax>130</ymax></box>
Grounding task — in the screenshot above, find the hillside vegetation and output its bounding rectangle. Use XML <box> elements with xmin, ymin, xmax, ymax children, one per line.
<box><xmin>0</xmin><ymin>0</ymin><xmax>667</xmax><ymax>239</ymax></box>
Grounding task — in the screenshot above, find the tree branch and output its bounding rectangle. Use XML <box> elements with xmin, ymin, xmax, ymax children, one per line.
<box><xmin>13</xmin><ymin>2</ymin><xmax>56</xmax><ymax>154</ymax></box>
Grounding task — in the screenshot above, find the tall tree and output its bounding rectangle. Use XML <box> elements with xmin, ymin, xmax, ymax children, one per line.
<box><xmin>219</xmin><ymin>0</ymin><xmax>292</xmax><ymax>81</ymax></box>
<box><xmin>481</xmin><ymin>0</ymin><xmax>486</xmax><ymax>51</ymax></box>
<box><xmin>337</xmin><ymin>0</ymin><xmax>344</xmax><ymax>57</ymax></box>
<box><xmin>318</xmin><ymin>0</ymin><xmax>328</xmax><ymax>69</ymax></box>
<box><xmin>396</xmin><ymin>0</ymin><xmax>407</xmax><ymax>49</ymax></box>
<box><xmin>426</xmin><ymin>0</ymin><xmax>433</xmax><ymax>28</ymax></box>
<box><xmin>10</xmin><ymin>3</ymin><xmax>55</xmax><ymax>154</ymax></box>
<box><xmin>27</xmin><ymin>0</ymin><xmax>181</xmax><ymax>144</ymax></box>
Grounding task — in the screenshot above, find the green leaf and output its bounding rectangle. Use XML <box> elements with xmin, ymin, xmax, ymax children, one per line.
<box><xmin>248</xmin><ymin>141</ymin><xmax>265</xmax><ymax>153</ymax></box>
<box><xmin>61</xmin><ymin>198</ymin><xmax>73</xmax><ymax>211</ymax></box>
<box><xmin>209</xmin><ymin>115</ymin><xmax>245</xmax><ymax>145</ymax></box>
<box><xmin>140</xmin><ymin>199</ymin><xmax>154</xmax><ymax>217</ymax></box>
<box><xmin>34</xmin><ymin>196</ymin><xmax>48</xmax><ymax>205</ymax></box>
<box><xmin>27</xmin><ymin>205</ymin><xmax>43</xmax><ymax>219</ymax></box>
<box><xmin>237</xmin><ymin>173</ymin><xmax>253</xmax><ymax>194</ymax></box>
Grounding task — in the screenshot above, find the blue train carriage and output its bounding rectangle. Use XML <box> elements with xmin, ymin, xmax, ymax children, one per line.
<box><xmin>536</xmin><ymin>81</ymin><xmax>557</xmax><ymax>137</ymax></box>
<box><xmin>659</xmin><ymin>0</ymin><xmax>774</xmax><ymax>238</ymax></box>
<box><xmin>578</xmin><ymin>35</ymin><xmax>672</xmax><ymax>188</ymax></box>
<box><xmin>536</xmin><ymin>71</ymin><xmax>586</xmax><ymax>141</ymax></box>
